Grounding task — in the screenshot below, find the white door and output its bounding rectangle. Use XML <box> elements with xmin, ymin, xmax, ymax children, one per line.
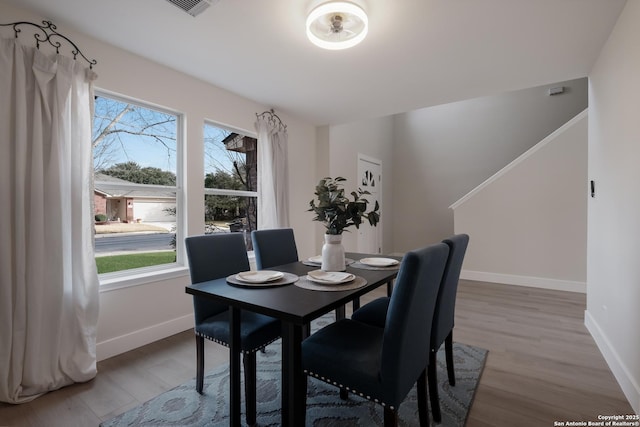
<box><xmin>357</xmin><ymin>155</ymin><xmax>382</xmax><ymax>254</ymax></box>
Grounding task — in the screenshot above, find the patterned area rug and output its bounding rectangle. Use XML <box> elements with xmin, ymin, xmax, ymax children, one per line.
<box><xmin>101</xmin><ymin>316</ymin><xmax>487</xmax><ymax>427</ymax></box>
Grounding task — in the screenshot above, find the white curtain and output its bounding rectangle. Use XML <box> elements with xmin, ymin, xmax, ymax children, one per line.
<box><xmin>0</xmin><ymin>38</ymin><xmax>100</xmax><ymax>403</ymax></box>
<box><xmin>255</xmin><ymin>113</ymin><xmax>289</xmax><ymax>229</ymax></box>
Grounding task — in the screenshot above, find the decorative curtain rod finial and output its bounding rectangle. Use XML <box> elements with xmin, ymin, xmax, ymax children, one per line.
<box><xmin>256</xmin><ymin>108</ymin><xmax>287</xmax><ymax>131</ymax></box>
<box><xmin>0</xmin><ymin>20</ymin><xmax>97</xmax><ymax>69</ymax></box>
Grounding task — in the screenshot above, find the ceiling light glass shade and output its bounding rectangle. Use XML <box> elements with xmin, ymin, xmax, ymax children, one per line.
<box><xmin>306</xmin><ymin>2</ymin><xmax>368</xmax><ymax>50</ymax></box>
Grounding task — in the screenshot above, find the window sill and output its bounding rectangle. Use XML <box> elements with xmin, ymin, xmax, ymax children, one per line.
<box><xmin>98</xmin><ymin>252</ymin><xmax>256</xmax><ymax>293</ymax></box>
<box><xmin>99</xmin><ymin>264</ymin><xmax>190</xmax><ymax>293</ymax></box>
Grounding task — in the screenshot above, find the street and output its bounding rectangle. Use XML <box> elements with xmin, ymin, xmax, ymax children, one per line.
<box><xmin>95</xmin><ymin>232</ymin><xmax>175</xmax><ymax>253</ymax></box>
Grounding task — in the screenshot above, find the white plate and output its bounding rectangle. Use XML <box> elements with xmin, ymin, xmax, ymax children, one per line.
<box><xmin>359</xmin><ymin>257</ymin><xmax>400</xmax><ymax>267</ymax></box>
<box><xmin>307</xmin><ymin>255</ymin><xmax>355</xmax><ymax>265</ymax></box>
<box><xmin>235</xmin><ymin>271</ymin><xmax>284</xmax><ymax>283</ymax></box>
<box><xmin>307</xmin><ymin>270</ymin><xmax>355</xmax><ymax>284</ymax></box>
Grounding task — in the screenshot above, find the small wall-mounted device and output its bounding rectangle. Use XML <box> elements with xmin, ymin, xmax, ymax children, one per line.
<box><xmin>590</xmin><ymin>180</ymin><xmax>595</xmax><ymax>198</ymax></box>
<box><xmin>548</xmin><ymin>86</ymin><xmax>565</xmax><ymax>96</ymax></box>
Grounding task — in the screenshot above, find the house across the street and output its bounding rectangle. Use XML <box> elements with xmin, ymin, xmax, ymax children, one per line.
<box><xmin>94</xmin><ymin>173</ymin><xmax>176</xmax><ymax>223</ymax></box>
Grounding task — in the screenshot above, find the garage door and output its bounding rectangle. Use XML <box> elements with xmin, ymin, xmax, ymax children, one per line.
<box><xmin>133</xmin><ymin>200</ymin><xmax>176</xmax><ymax>222</ymax></box>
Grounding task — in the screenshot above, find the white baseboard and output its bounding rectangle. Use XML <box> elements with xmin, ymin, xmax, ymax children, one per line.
<box><xmin>461</xmin><ymin>270</ymin><xmax>586</xmax><ymax>293</ymax></box>
<box><xmin>585</xmin><ymin>310</ymin><xmax>640</xmax><ymax>414</ymax></box>
<box><xmin>96</xmin><ymin>314</ymin><xmax>194</xmax><ymax>362</ymax></box>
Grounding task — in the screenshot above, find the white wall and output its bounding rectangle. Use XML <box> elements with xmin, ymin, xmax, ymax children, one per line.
<box><xmin>586</xmin><ymin>0</ymin><xmax>640</xmax><ymax>413</ymax></box>
<box><xmin>392</xmin><ymin>78</ymin><xmax>588</xmax><ymax>252</ymax></box>
<box><xmin>322</xmin><ymin>116</ymin><xmax>395</xmax><ymax>254</ymax></box>
<box><xmin>0</xmin><ymin>3</ymin><xmax>318</xmax><ymax>361</ymax></box>
<box><xmin>452</xmin><ymin>111</ymin><xmax>587</xmax><ymax>292</ymax></box>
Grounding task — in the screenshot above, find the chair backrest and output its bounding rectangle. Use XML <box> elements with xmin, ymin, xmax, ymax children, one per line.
<box><xmin>185</xmin><ymin>233</ymin><xmax>250</xmax><ymax>323</ymax></box>
<box><xmin>251</xmin><ymin>228</ymin><xmax>299</xmax><ymax>270</ymax></box>
<box><xmin>380</xmin><ymin>242</ymin><xmax>449</xmax><ymax>405</ymax></box>
<box><xmin>431</xmin><ymin>234</ymin><xmax>469</xmax><ymax>349</ymax></box>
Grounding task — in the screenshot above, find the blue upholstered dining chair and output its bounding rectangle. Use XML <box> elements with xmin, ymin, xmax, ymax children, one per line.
<box><xmin>252</xmin><ymin>227</ymin><xmax>348</xmax><ymax>333</ymax></box>
<box><xmin>251</xmin><ymin>228</ymin><xmax>299</xmax><ymax>270</ymax></box>
<box><xmin>302</xmin><ymin>243</ymin><xmax>450</xmax><ymax>427</ymax></box>
<box><xmin>351</xmin><ymin>234</ymin><xmax>470</xmax><ymax>422</ymax></box>
<box><xmin>184</xmin><ymin>233</ymin><xmax>281</xmax><ymax>426</ymax></box>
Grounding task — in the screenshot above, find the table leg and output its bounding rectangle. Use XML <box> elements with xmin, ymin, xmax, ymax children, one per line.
<box><xmin>281</xmin><ymin>321</ymin><xmax>304</xmax><ymax>426</ymax></box>
<box><xmin>229</xmin><ymin>307</ymin><xmax>241</xmax><ymax>427</ymax></box>
<box><xmin>387</xmin><ymin>279</ymin><xmax>394</xmax><ymax>296</ymax></box>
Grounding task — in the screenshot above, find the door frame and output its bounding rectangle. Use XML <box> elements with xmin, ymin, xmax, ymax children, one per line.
<box><xmin>357</xmin><ymin>153</ymin><xmax>382</xmax><ymax>254</ymax></box>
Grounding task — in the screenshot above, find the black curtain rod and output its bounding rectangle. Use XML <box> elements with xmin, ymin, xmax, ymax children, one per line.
<box><xmin>0</xmin><ymin>20</ymin><xmax>97</xmax><ymax>69</ymax></box>
<box><xmin>256</xmin><ymin>108</ymin><xmax>287</xmax><ymax>131</ymax></box>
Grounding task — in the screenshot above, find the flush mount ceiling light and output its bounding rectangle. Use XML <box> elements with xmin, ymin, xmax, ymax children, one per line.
<box><xmin>306</xmin><ymin>1</ymin><xmax>368</xmax><ymax>50</ymax></box>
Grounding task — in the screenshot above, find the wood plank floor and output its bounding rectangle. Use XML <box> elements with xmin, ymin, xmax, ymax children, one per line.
<box><xmin>0</xmin><ymin>280</ymin><xmax>633</xmax><ymax>426</ymax></box>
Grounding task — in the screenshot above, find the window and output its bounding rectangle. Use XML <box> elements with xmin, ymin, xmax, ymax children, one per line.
<box><xmin>203</xmin><ymin>123</ymin><xmax>257</xmax><ymax>250</ymax></box>
<box><xmin>93</xmin><ymin>92</ymin><xmax>181</xmax><ymax>276</ymax></box>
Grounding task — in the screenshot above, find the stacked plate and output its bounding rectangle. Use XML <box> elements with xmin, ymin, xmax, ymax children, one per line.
<box><xmin>306</xmin><ymin>270</ymin><xmax>355</xmax><ymax>285</ymax></box>
<box><xmin>306</xmin><ymin>255</ymin><xmax>355</xmax><ymax>266</ymax></box>
<box><xmin>235</xmin><ymin>271</ymin><xmax>284</xmax><ymax>284</ymax></box>
<box><xmin>359</xmin><ymin>257</ymin><xmax>399</xmax><ymax>267</ymax></box>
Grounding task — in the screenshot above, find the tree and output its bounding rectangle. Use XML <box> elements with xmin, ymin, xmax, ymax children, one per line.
<box><xmin>203</xmin><ymin>126</ymin><xmax>257</xmax><ymax>231</ymax></box>
<box><xmin>204</xmin><ymin>170</ymin><xmax>245</xmax><ymax>221</ymax></box>
<box><xmin>101</xmin><ymin>161</ymin><xmax>176</xmax><ymax>185</ymax></box>
<box><xmin>205</xmin><ymin>170</ymin><xmax>243</xmax><ymax>190</ymax></box>
<box><xmin>93</xmin><ymin>96</ymin><xmax>177</xmax><ymax>172</ymax></box>
<box><xmin>204</xmin><ymin>127</ymin><xmax>236</xmax><ymax>177</ymax></box>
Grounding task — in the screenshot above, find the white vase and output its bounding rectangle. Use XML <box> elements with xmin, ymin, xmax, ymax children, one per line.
<box><xmin>321</xmin><ymin>234</ymin><xmax>346</xmax><ymax>272</ymax></box>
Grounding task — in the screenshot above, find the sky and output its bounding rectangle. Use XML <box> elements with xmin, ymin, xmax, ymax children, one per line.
<box><xmin>93</xmin><ymin>95</ymin><xmax>238</xmax><ymax>176</ymax></box>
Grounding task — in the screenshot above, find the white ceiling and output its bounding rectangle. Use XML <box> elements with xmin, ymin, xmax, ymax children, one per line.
<box><xmin>3</xmin><ymin>0</ymin><xmax>627</xmax><ymax>125</ymax></box>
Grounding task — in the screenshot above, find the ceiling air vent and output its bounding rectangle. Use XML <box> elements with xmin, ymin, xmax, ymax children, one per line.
<box><xmin>165</xmin><ymin>0</ymin><xmax>219</xmax><ymax>17</ymax></box>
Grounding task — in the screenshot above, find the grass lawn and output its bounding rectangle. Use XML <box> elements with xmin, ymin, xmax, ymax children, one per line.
<box><xmin>96</xmin><ymin>251</ymin><xmax>176</xmax><ymax>274</ymax></box>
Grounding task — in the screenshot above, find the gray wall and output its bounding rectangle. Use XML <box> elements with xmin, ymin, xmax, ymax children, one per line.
<box><xmin>453</xmin><ymin>111</ymin><xmax>587</xmax><ymax>290</ymax></box>
<box><xmin>391</xmin><ymin>78</ymin><xmax>588</xmax><ymax>252</ymax></box>
<box><xmin>586</xmin><ymin>0</ymin><xmax>640</xmax><ymax>412</ymax></box>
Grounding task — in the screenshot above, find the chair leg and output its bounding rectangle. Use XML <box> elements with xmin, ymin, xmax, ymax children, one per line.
<box><xmin>303</xmin><ymin>374</ymin><xmax>308</xmax><ymax>410</ymax></box>
<box><xmin>339</xmin><ymin>388</ymin><xmax>348</xmax><ymax>400</ymax></box>
<box><xmin>243</xmin><ymin>352</ymin><xmax>257</xmax><ymax>426</ymax></box>
<box><xmin>445</xmin><ymin>332</ymin><xmax>455</xmax><ymax>386</ymax></box>
<box><xmin>386</xmin><ymin>279</ymin><xmax>394</xmax><ymax>296</ymax></box>
<box><xmin>428</xmin><ymin>350</ymin><xmax>441</xmax><ymax>423</ymax></box>
<box><xmin>417</xmin><ymin>369</ymin><xmax>430</xmax><ymax>427</ymax></box>
<box><xmin>384</xmin><ymin>406</ymin><xmax>398</xmax><ymax>427</ymax></box>
<box><xmin>196</xmin><ymin>335</ymin><xmax>205</xmax><ymax>394</ymax></box>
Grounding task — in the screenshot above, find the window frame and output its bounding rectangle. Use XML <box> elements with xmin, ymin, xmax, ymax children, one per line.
<box><xmin>203</xmin><ymin>120</ymin><xmax>259</xmax><ymax>236</ymax></box>
<box><xmin>93</xmin><ymin>89</ymin><xmax>186</xmax><ymax>289</ymax></box>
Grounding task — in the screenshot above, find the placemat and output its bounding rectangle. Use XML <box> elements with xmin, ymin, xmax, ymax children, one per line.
<box><xmin>226</xmin><ymin>272</ymin><xmax>299</xmax><ymax>288</ymax></box>
<box><xmin>294</xmin><ymin>275</ymin><xmax>367</xmax><ymax>291</ymax></box>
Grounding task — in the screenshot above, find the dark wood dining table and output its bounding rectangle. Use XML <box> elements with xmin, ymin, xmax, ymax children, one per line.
<box><xmin>184</xmin><ymin>252</ymin><xmax>402</xmax><ymax>427</ymax></box>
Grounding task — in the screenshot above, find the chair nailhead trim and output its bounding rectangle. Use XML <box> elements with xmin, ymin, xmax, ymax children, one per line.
<box><xmin>303</xmin><ymin>369</ymin><xmax>395</xmax><ymax>410</ymax></box>
<box><xmin>196</xmin><ymin>332</ymin><xmax>279</xmax><ymax>354</ymax></box>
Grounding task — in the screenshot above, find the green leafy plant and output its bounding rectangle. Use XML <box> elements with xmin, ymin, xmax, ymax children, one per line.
<box><xmin>308</xmin><ymin>176</ymin><xmax>380</xmax><ymax>235</ymax></box>
<box><xmin>94</xmin><ymin>213</ymin><xmax>108</xmax><ymax>222</ymax></box>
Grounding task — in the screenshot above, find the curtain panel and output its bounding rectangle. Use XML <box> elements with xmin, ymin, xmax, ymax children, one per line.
<box><xmin>0</xmin><ymin>38</ymin><xmax>99</xmax><ymax>403</ymax></box>
<box><xmin>255</xmin><ymin>115</ymin><xmax>289</xmax><ymax>229</ymax></box>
